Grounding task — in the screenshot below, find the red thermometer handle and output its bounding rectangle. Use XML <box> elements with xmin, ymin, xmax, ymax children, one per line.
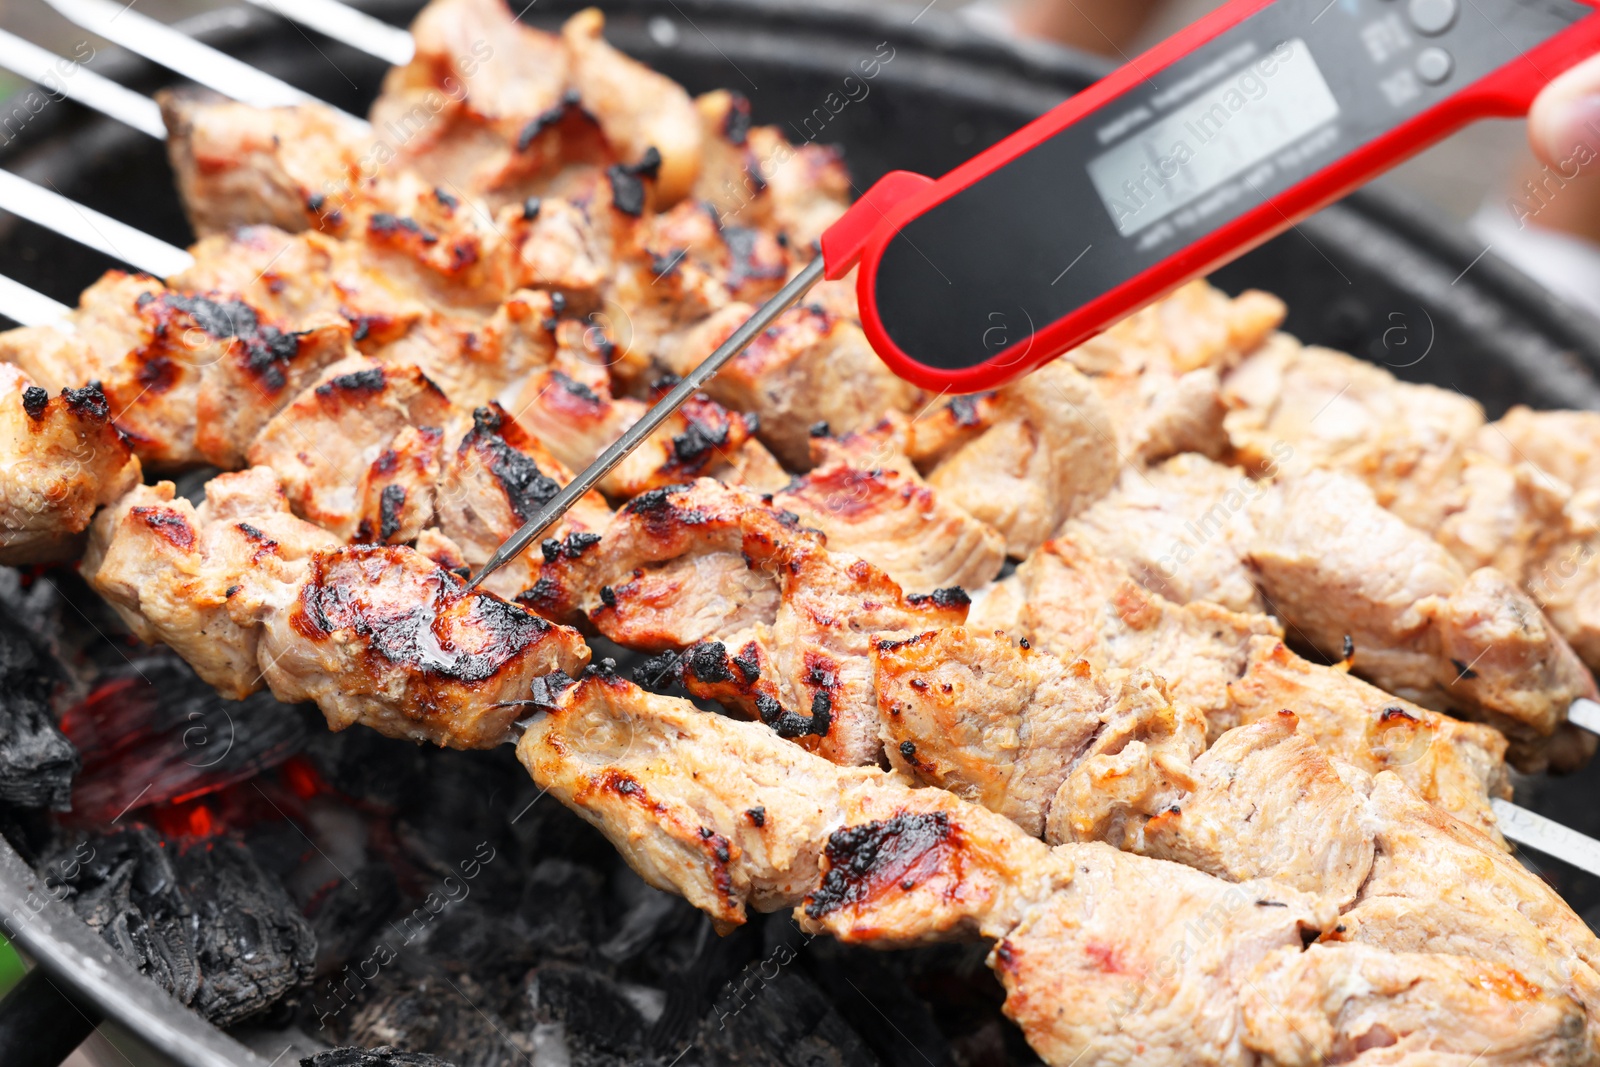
<box><xmin>819</xmin><ymin>0</ymin><xmax>1600</xmax><ymax>393</ymax></box>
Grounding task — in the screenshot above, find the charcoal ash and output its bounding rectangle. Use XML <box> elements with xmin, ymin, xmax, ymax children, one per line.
<box><xmin>684</xmin><ymin>965</ymin><xmax>882</xmax><ymax>1067</ymax></box>
<box><xmin>42</xmin><ymin>825</ymin><xmax>316</xmax><ymax>1026</ymax></box>
<box><xmin>305</xmin><ymin>1046</ymin><xmax>460</xmax><ymax>1066</ymax></box>
<box><xmin>0</xmin><ymin>572</ymin><xmax>78</xmax><ymax>813</ymax></box>
<box><xmin>339</xmin><ymin>963</ymin><xmax>525</xmax><ymax>1067</ymax></box>
<box><xmin>520</xmin><ymin>962</ymin><xmax>653</xmax><ymax>1066</ymax></box>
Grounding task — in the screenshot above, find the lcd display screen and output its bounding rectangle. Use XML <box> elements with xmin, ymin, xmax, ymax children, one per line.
<box><xmin>1086</xmin><ymin>39</ymin><xmax>1341</xmax><ymax>237</ymax></box>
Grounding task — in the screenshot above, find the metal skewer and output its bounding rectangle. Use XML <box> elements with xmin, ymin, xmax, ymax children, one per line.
<box><xmin>240</xmin><ymin>0</ymin><xmax>415</xmax><ymax>66</ymax></box>
<box><xmin>0</xmin><ymin>169</ymin><xmax>193</xmax><ymax>277</ymax></box>
<box><xmin>0</xmin><ymin>28</ymin><xmax>166</xmax><ymax>139</ymax></box>
<box><xmin>466</xmin><ymin>255</ymin><xmax>826</xmax><ymax>590</ymax></box>
<box><xmin>0</xmin><ymin>275</ymin><xmax>71</xmax><ymax>328</ymax></box>
<box><xmin>40</xmin><ymin>0</ymin><xmax>372</xmax><ymax>132</ymax></box>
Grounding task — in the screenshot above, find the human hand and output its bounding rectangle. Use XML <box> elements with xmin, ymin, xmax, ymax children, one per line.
<box><xmin>1529</xmin><ymin>52</ymin><xmax>1600</xmax><ymax>168</ymax></box>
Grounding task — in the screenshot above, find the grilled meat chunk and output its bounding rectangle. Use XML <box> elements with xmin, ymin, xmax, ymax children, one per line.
<box><xmin>923</xmin><ymin>360</ymin><xmax>1119</xmax><ymax>557</ymax></box>
<box><xmin>561</xmin><ymin>8</ymin><xmax>701</xmax><ymax>204</ymax></box>
<box><xmin>870</xmin><ymin>626</ymin><xmax>1127</xmax><ymax>838</ymax></box>
<box><xmin>1066</xmin><ymin>280</ymin><xmax>1285</xmax><ymax>467</ymax></box>
<box><xmin>1478</xmin><ymin>405</ymin><xmax>1600</xmax><ymax>493</ymax></box>
<box><xmin>1223</xmin><ymin>338</ymin><xmax>1483</xmax><ymax>531</ymax></box>
<box><xmin>1247</xmin><ymin>942</ymin><xmax>1593</xmax><ymax>1067</ymax></box>
<box><xmin>82</xmin><ymin>468</ymin><xmax>342</xmax><ymax>697</ymax></box>
<box><xmin>964</xmin><ymin>535</ymin><xmax>1510</xmax><ymax>838</ymax></box>
<box><xmin>508</xmin><ymin>355</ymin><xmax>766</xmax><ymax>499</ymax></box>
<box><xmin>538</xmin><ymin>478</ymin><xmax>966</xmax><ymax>765</ymax></box>
<box><xmin>1250</xmin><ymin>469</ymin><xmax>1598</xmax><ymax>765</ymax></box>
<box><xmin>84</xmin><ymin>468</ymin><xmax>589</xmax><ymax>746</ymax></box>
<box><xmin>691</xmin><ymin>90</ymin><xmax>852</xmax><ymax>251</ymax></box>
<box><xmin>1227</xmin><ymin>636</ymin><xmax>1510</xmax><ymax>837</ymax></box>
<box><xmin>160</xmin><ymin>90</ymin><xmax>371</xmax><ymax>237</ymax></box>
<box><xmin>0</xmin><ymin>272</ymin><xmax>351</xmax><ymax>469</ymax></box>
<box><xmin>667</xmin><ymin>301</ymin><xmax>918</xmax><ymax>468</ymax></box>
<box><xmin>519</xmin><ymin>674</ymin><xmax>1596</xmax><ymax>1066</ymax></box>
<box><xmin>768</xmin><ymin>422</ymin><xmax>1006</xmax><ymax>594</ymax></box>
<box><xmin>1066</xmin><ymin>453</ymin><xmax>1264</xmax><ymax>614</ymax></box>
<box><xmin>260</xmin><ymin>543</ymin><xmax>589</xmax><ymax>747</ymax></box>
<box><xmin>974</xmin><ymin>531</ymin><xmax>1280</xmax><ymax>735</ymax></box>
<box><xmin>0</xmin><ymin>366</ymin><xmax>140</xmax><ymax>564</ymax></box>
<box><xmin>248</xmin><ymin>358</ymin><xmax>457</xmax><ymax>541</ymax></box>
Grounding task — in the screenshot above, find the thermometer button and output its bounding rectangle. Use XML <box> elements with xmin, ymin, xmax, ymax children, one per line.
<box><xmin>1415</xmin><ymin>46</ymin><xmax>1454</xmax><ymax>83</ymax></box>
<box><xmin>1407</xmin><ymin>0</ymin><xmax>1458</xmax><ymax>35</ymax></box>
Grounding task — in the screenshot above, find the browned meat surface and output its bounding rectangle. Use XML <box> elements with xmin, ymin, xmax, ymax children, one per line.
<box><xmin>373</xmin><ymin>0</ymin><xmax>596</xmax><ymax>209</ymax></box>
<box><xmin>0</xmin><ymin>366</ymin><xmax>139</xmax><ymax>564</ymax></box>
<box><xmin>1250</xmin><ymin>470</ymin><xmax>1597</xmax><ymax>766</ymax></box>
<box><xmin>248</xmin><ymin>358</ymin><xmax>458</xmax><ymax>540</ymax></box>
<box><xmin>519</xmin><ymin>673</ymin><xmax>1598</xmax><ymax>1066</ymax></box>
<box><xmin>160</xmin><ymin>90</ymin><xmax>371</xmax><ymax>237</ymax></box>
<box><xmin>0</xmin><ymin>273</ymin><xmax>351</xmax><ymax>469</ymax></box>
<box><xmin>561</xmin><ymin>9</ymin><xmax>701</xmax><ymax>204</ymax></box>
<box><xmin>964</xmin><ymin>533</ymin><xmax>1510</xmax><ymax>837</ymax></box>
<box><xmin>871</xmin><ymin>627</ymin><xmax>1117</xmax><ymax>837</ymax></box>
<box><xmin>260</xmin><ymin>543</ymin><xmax>589</xmax><ymax>747</ymax></box>
<box><xmin>83</xmin><ymin>466</ymin><xmax>589</xmax><ymax>745</ymax></box>
<box><xmin>974</xmin><ymin>532</ymin><xmax>1280</xmax><ymax>735</ymax></box>
<box><xmin>536</xmin><ymin>478</ymin><xmax>966</xmax><ymax>766</ymax></box>
<box><xmin>769</xmin><ymin>422</ymin><xmax>1006</xmax><ymax>594</ymax></box>
<box><xmin>666</xmin><ymin>301</ymin><xmax>918</xmax><ymax>468</ymax></box>
<box><xmin>508</xmin><ymin>356</ymin><xmax>767</xmax><ymax>499</ymax></box>
<box><xmin>1222</xmin><ymin>337</ymin><xmax>1600</xmax><ymax>697</ymax></box>
<box><xmin>82</xmin><ymin>468</ymin><xmax>343</xmax><ymax>697</ymax></box>
<box><xmin>923</xmin><ymin>360</ymin><xmax>1119</xmax><ymax>557</ymax></box>
<box><xmin>691</xmin><ymin>91</ymin><xmax>853</xmax><ymax>252</ymax></box>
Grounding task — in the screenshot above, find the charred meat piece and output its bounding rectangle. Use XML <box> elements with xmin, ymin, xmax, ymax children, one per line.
<box><xmin>160</xmin><ymin>89</ymin><xmax>372</xmax><ymax>238</ymax></box>
<box><xmin>666</xmin><ymin>301</ymin><xmax>918</xmax><ymax>469</ymax></box>
<box><xmin>508</xmin><ymin>354</ymin><xmax>767</xmax><ymax>500</ymax></box>
<box><xmin>537</xmin><ymin>479</ymin><xmax>967</xmax><ymax>766</ymax></box>
<box><xmin>0</xmin><ymin>272</ymin><xmax>352</xmax><ymax>470</ymax></box>
<box><xmin>261</xmin><ymin>543</ymin><xmax>590</xmax><ymax>748</ymax></box>
<box><xmin>0</xmin><ymin>365</ymin><xmax>140</xmax><ymax>565</ymax></box>
<box><xmin>248</xmin><ymin>358</ymin><xmax>457</xmax><ymax>541</ymax></box>
<box><xmin>84</xmin><ymin>467</ymin><xmax>590</xmax><ymax>747</ymax></box>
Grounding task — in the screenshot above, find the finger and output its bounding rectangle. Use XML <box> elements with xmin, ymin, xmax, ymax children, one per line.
<box><xmin>1528</xmin><ymin>52</ymin><xmax>1600</xmax><ymax>168</ymax></box>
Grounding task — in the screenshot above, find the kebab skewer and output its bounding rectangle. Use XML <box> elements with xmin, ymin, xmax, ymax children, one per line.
<box><xmin>3</xmin><ymin>0</ymin><xmax>1600</xmax><ymax>870</ymax></box>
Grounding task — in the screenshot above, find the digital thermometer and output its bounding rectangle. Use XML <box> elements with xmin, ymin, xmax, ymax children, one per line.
<box><xmin>471</xmin><ymin>0</ymin><xmax>1600</xmax><ymax>585</ymax></box>
<box><xmin>825</xmin><ymin>0</ymin><xmax>1600</xmax><ymax>390</ymax></box>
